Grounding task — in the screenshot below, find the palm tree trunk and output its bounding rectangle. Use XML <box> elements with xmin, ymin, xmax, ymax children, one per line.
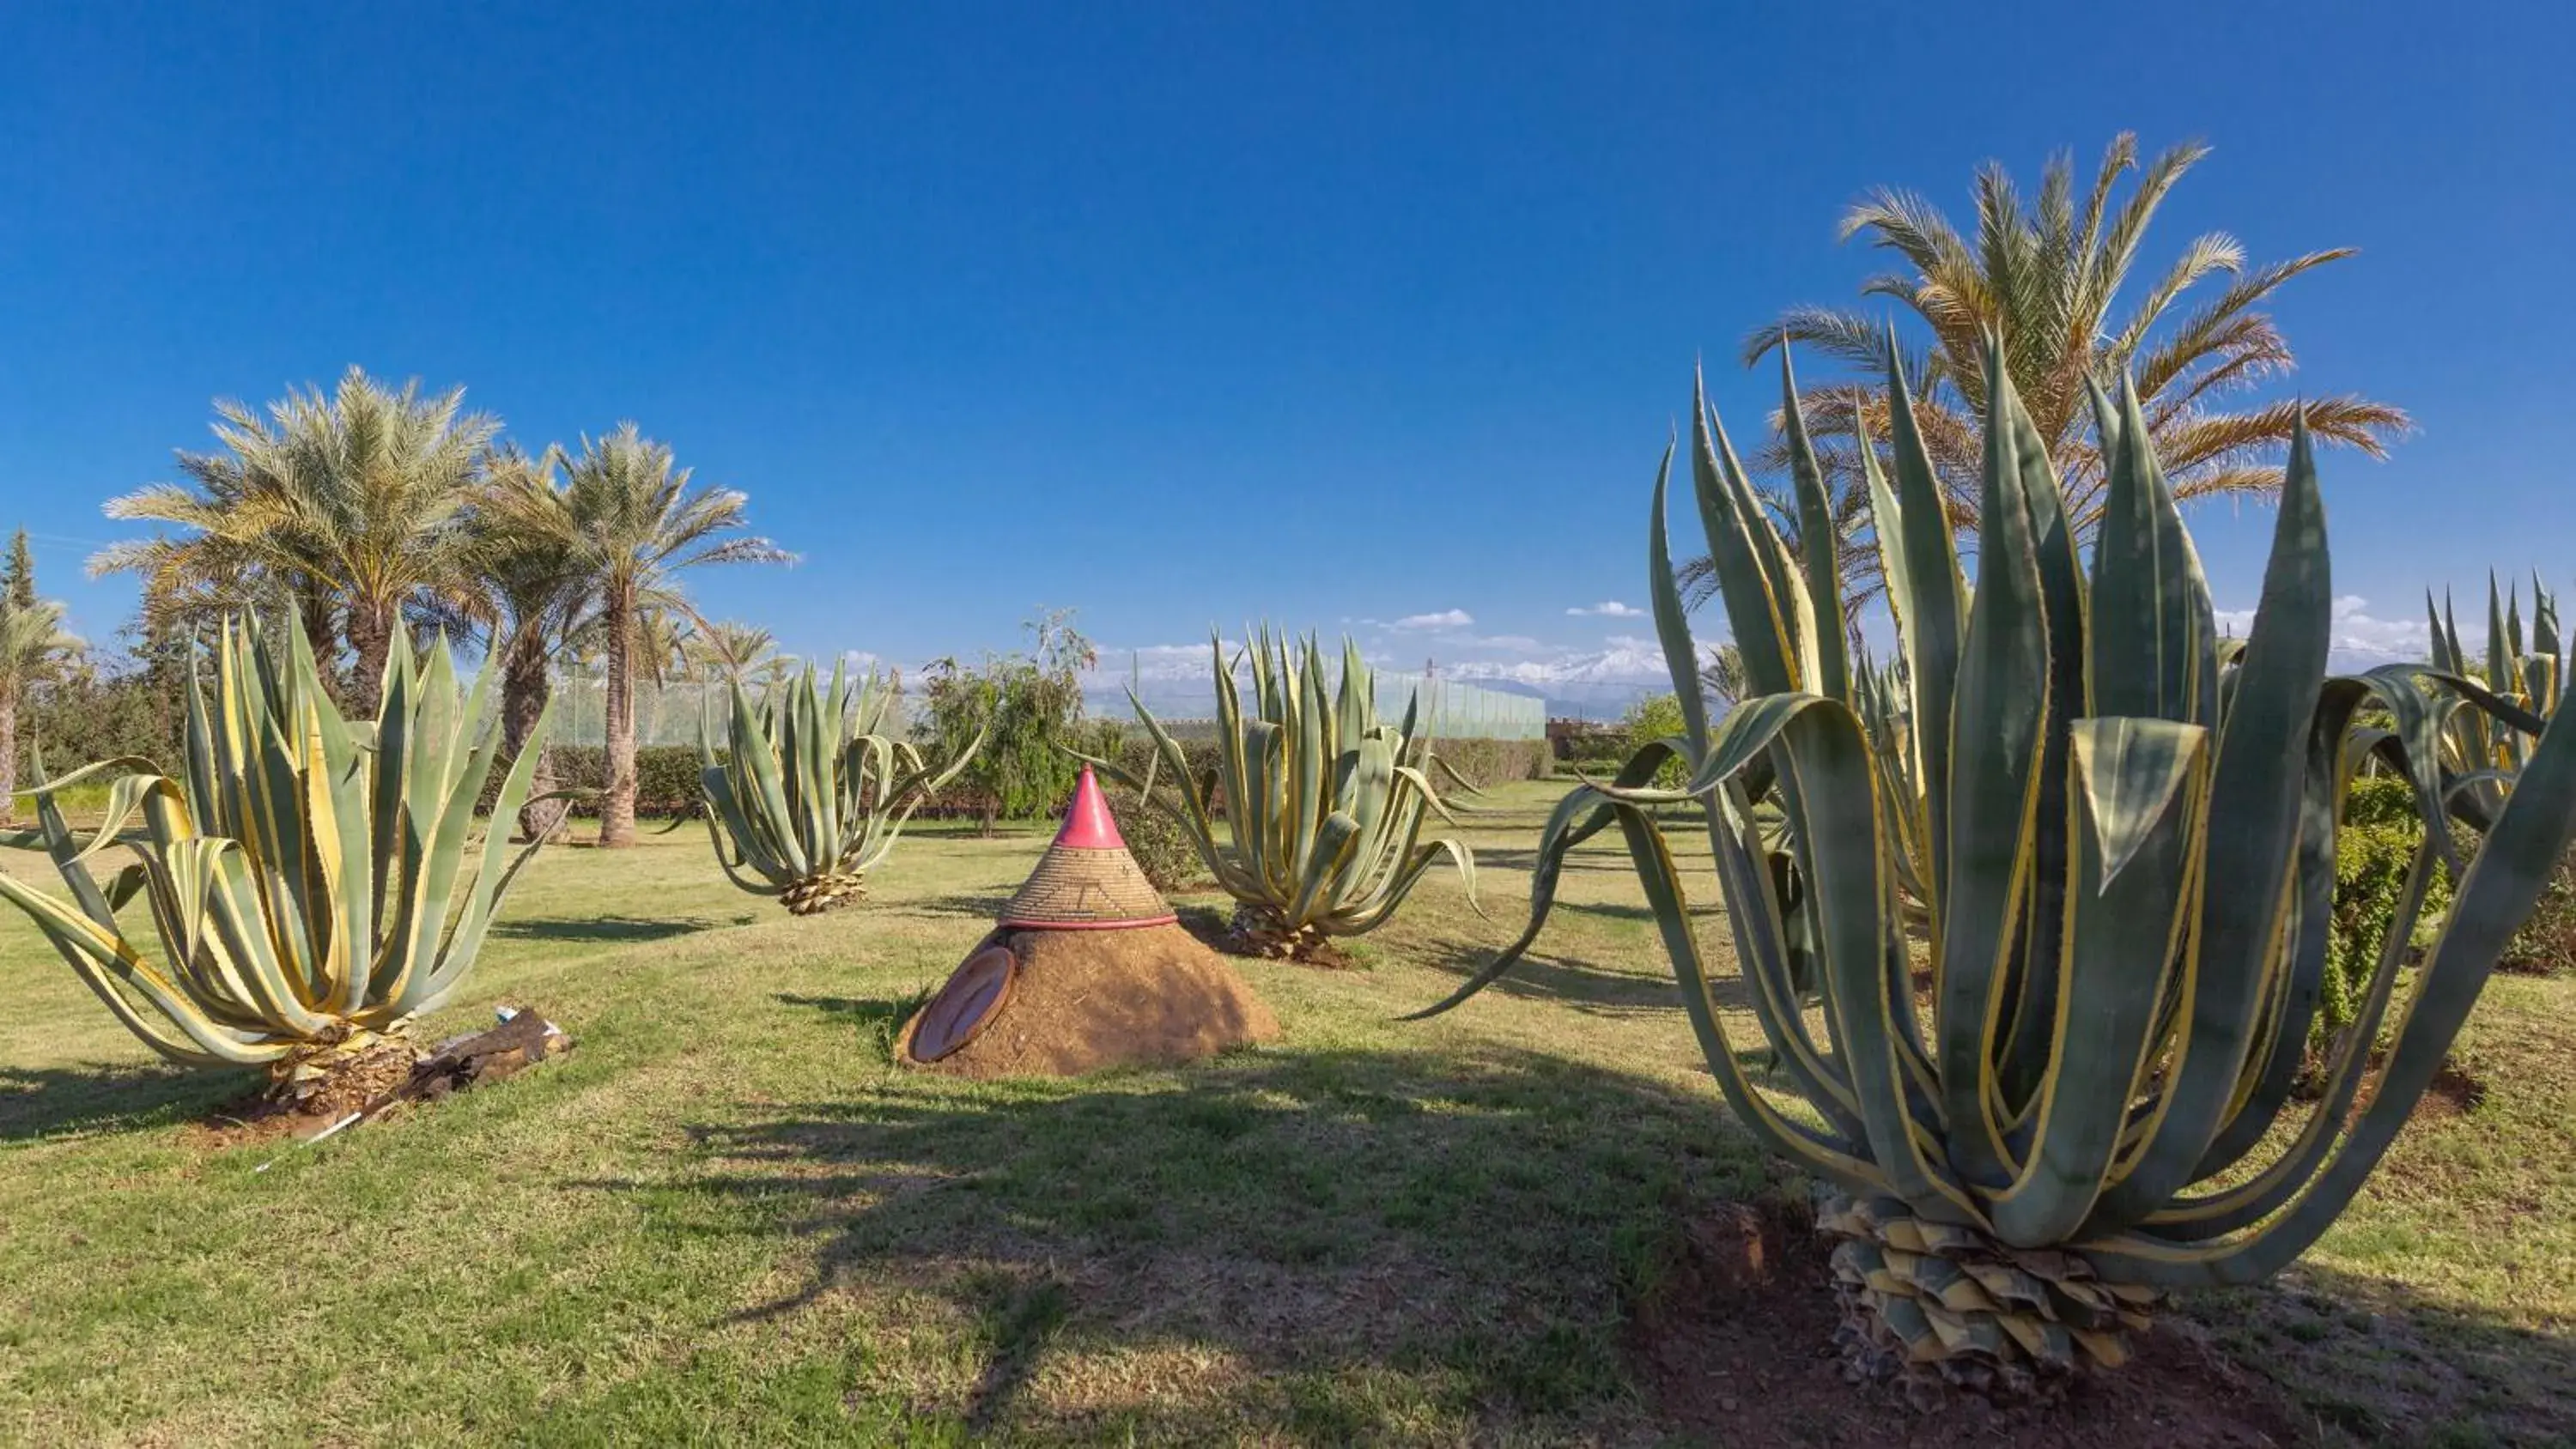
<box><xmin>297</xmin><ymin>589</ymin><xmax>337</xmax><ymax>667</ymax></box>
<box><xmin>0</xmin><ymin>688</ymin><xmax>17</xmax><ymax>828</ymax></box>
<box><xmin>500</xmin><ymin>632</ymin><xmax>562</xmax><ymax>843</ymax></box>
<box><xmin>600</xmin><ymin>601</ymin><xmax>639</xmax><ymax>847</ymax></box>
<box><xmin>289</xmin><ymin>579</ymin><xmax>345</xmax><ymax>710</ymax></box>
<box><xmin>343</xmin><ymin>599</ymin><xmax>395</xmax><ymax>719</ymax></box>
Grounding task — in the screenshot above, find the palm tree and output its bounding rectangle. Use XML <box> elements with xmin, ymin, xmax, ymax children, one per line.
<box><xmin>554</xmin><ymin>425</ymin><xmax>789</xmax><ymax>847</ymax></box>
<box><xmin>0</xmin><ymin>596</ymin><xmax>83</xmax><ymax>827</ymax></box>
<box><xmin>455</xmin><ymin>444</ymin><xmax>598</xmax><ymax>840</ymax></box>
<box><xmin>683</xmin><ymin>621</ymin><xmax>789</xmax><ymax>685</ymax></box>
<box><xmin>1684</xmin><ymin>134</ymin><xmax>2406</xmax><ymax>609</ymax></box>
<box><xmin>1699</xmin><ymin>641</ymin><xmax>1748</xmax><ymax>712</ymax></box>
<box><xmin>94</xmin><ymin>367</ymin><xmax>498</xmax><ymax>713</ymax></box>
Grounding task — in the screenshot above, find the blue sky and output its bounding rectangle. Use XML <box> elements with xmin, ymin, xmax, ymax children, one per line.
<box><xmin>3</xmin><ymin>2</ymin><xmax>2568</xmax><ymax>709</ymax></box>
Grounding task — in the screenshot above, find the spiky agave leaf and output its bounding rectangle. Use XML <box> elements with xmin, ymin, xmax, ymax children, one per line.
<box><xmin>697</xmin><ymin>662</ymin><xmax>981</xmax><ymax>913</ymax></box>
<box><xmin>1419</xmin><ymin>343</ymin><xmax>2576</xmax><ymax>1385</ymax></box>
<box><xmin>1092</xmin><ymin>629</ymin><xmax>1476</xmax><ymax>959</ymax></box>
<box><xmin>0</xmin><ymin>616</ymin><xmax>557</xmax><ymax>1070</ymax></box>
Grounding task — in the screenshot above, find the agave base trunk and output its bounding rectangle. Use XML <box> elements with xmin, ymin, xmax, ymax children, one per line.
<box><xmin>1222</xmin><ymin>905</ymin><xmax>1351</xmax><ymax>967</ymax></box>
<box><xmin>1819</xmin><ymin>1194</ymin><xmax>2158</xmax><ymax>1402</ymax></box>
<box><xmin>781</xmin><ymin>871</ymin><xmax>866</xmax><ymax>915</ymax></box>
<box><xmin>269</xmin><ymin>1026</ymin><xmax>422</xmax><ymax>1116</ymax></box>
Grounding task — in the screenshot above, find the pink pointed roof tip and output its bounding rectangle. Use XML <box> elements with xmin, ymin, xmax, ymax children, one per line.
<box><xmin>1054</xmin><ymin>765</ymin><xmax>1127</xmax><ymax>850</ymax></box>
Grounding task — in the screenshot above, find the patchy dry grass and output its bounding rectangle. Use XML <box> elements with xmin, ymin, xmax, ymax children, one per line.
<box><xmin>2</xmin><ymin>783</ymin><xmax>2571</xmax><ymax>1446</ymax></box>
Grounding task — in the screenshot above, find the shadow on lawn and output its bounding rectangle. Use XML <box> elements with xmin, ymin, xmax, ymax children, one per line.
<box><xmin>1407</xmin><ymin>938</ymin><xmax>1742</xmax><ymax>1021</ymax></box>
<box><xmin>0</xmin><ymin>1061</ymin><xmax>241</xmax><ymax>1143</ymax></box>
<box><xmin>1470</xmin><ymin>846</ymin><xmax>1656</xmax><ymax>878</ymax></box>
<box><xmin>644</xmin><ymin>1046</ymin><xmax>1774</xmax><ymax>1440</ymax></box>
<box><xmin>2188</xmin><ymin>1261</ymin><xmax>2576</xmax><ymax>1446</ymax></box>
<box><xmin>491</xmin><ymin>913</ymin><xmax>729</xmax><ymax>943</ymax></box>
<box><xmin>906</xmin><ymin>893</ymin><xmax>1015</xmax><ymax>922</ymax></box>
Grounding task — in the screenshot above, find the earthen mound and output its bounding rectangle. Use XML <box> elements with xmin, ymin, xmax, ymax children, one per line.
<box><xmin>900</xmin><ymin>923</ymin><xmax>1279</xmax><ymax>1079</ymax></box>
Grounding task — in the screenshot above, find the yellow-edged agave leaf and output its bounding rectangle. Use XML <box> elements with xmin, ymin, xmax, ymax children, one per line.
<box><xmin>1094</xmin><ymin>627</ymin><xmax>1474</xmax><ymax>959</ymax></box>
<box><xmin>1420</xmin><ymin>342</ymin><xmax>2576</xmax><ymax>1381</ymax></box>
<box><xmin>0</xmin><ymin>616</ymin><xmax>558</xmax><ymax>1073</ymax></box>
<box><xmin>697</xmin><ymin>663</ymin><xmax>981</xmax><ymax>915</ymax></box>
<box><xmin>2069</xmin><ymin>718</ymin><xmax>2206</xmax><ymax>894</ymax></box>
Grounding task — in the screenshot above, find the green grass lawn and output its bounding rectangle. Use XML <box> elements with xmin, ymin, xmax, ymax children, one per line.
<box><xmin>2</xmin><ymin>782</ymin><xmax>2570</xmax><ymax>1446</ymax></box>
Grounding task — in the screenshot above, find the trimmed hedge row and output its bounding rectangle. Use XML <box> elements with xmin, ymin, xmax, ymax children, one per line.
<box><xmin>505</xmin><ymin>733</ymin><xmax>1552</xmax><ymax>822</ymax></box>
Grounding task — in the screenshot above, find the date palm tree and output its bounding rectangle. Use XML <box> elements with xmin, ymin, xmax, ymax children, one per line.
<box><xmin>0</xmin><ymin>597</ymin><xmax>82</xmax><ymax>827</ymax></box>
<box><xmin>94</xmin><ymin>367</ymin><xmax>498</xmax><ymax>712</ymax></box>
<box><xmin>1683</xmin><ymin>134</ymin><xmax>2406</xmax><ymax>609</ymax></box>
<box><xmin>555</xmin><ymin>425</ymin><xmax>789</xmax><ymax>846</ymax></box>
<box><xmin>457</xmin><ymin>444</ymin><xmax>597</xmax><ymax>840</ymax></box>
<box><xmin>684</xmin><ymin>621</ymin><xmax>789</xmax><ymax>685</ymax></box>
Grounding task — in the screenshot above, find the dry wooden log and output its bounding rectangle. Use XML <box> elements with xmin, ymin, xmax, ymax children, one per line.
<box><xmin>382</xmin><ymin>1009</ymin><xmax>572</xmax><ymax>1109</ymax></box>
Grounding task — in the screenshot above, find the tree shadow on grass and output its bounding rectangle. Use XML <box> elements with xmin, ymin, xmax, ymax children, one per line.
<box><xmin>491</xmin><ymin>913</ymin><xmax>732</xmax><ymax>943</ymax></box>
<box><xmin>617</xmin><ymin>1046</ymin><xmax>1777</xmax><ymax>1441</ymax></box>
<box><xmin>0</xmin><ymin>1061</ymin><xmax>246</xmax><ymax>1143</ymax></box>
<box><xmin>1470</xmin><ymin>846</ymin><xmax>1655</xmax><ymax>879</ymax></box>
<box><xmin>2188</xmin><ymin>1260</ymin><xmax>2576</xmax><ymax>1446</ymax></box>
<box><xmin>905</xmin><ymin>894</ymin><xmax>1015</xmax><ymax>922</ymax></box>
<box><xmin>1406</xmin><ymin>938</ymin><xmax>1760</xmax><ymax>1022</ymax></box>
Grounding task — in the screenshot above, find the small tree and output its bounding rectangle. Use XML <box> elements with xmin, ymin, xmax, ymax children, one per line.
<box><xmin>0</xmin><ymin>534</ymin><xmax>85</xmax><ymax>824</ymax></box>
<box><xmin>3</xmin><ymin>530</ymin><xmax>34</xmax><ymax>609</ymax></box>
<box><xmin>917</xmin><ymin>609</ymin><xmax>1096</xmax><ymax>835</ymax></box>
<box><xmin>1620</xmin><ymin>692</ymin><xmax>1691</xmax><ymax>789</ymax></box>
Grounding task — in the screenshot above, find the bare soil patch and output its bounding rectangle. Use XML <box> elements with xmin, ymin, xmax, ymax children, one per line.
<box><xmin>1631</xmin><ymin>1198</ymin><xmax>2313</xmax><ymax>1448</ymax></box>
<box><xmin>193</xmin><ymin>1038</ymin><xmax>420</xmax><ymax>1148</ymax></box>
<box><xmin>191</xmin><ymin>1011</ymin><xmax>573</xmax><ymax>1149</ymax></box>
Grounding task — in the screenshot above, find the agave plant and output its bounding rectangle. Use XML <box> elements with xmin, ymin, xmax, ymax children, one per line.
<box><xmin>1097</xmin><ymin>631</ymin><xmax>1475</xmax><ymax>961</ymax></box>
<box><xmin>2423</xmin><ymin>574</ymin><xmax>2562</xmax><ymax>830</ymax></box>
<box><xmin>0</xmin><ymin>618</ymin><xmax>553</xmax><ymax>1082</ymax></box>
<box><xmin>1420</xmin><ymin>343</ymin><xmax>2576</xmax><ymax>1391</ymax></box>
<box><xmin>697</xmin><ymin>663</ymin><xmax>980</xmax><ymax>914</ymax></box>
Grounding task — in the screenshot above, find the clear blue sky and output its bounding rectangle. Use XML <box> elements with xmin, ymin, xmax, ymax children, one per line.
<box><xmin>3</xmin><ymin>1</ymin><xmax>2568</xmax><ymax>701</ymax></box>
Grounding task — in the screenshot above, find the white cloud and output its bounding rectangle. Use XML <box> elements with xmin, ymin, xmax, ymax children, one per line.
<box><xmin>1084</xmin><ymin>640</ymin><xmax>1238</xmax><ymax>682</ymax></box>
<box><xmin>2209</xmin><ymin>595</ymin><xmax>2433</xmax><ymax>670</ymax></box>
<box><xmin>1091</xmin><ymin>629</ymin><xmax>1677</xmax><ymax>713</ymax></box>
<box><xmin>1388</xmin><ymin>609</ymin><xmax>1474</xmax><ymax>631</ymax></box>
<box><xmin>1566</xmin><ymin>601</ymin><xmax>1645</xmax><ymax>618</ymax></box>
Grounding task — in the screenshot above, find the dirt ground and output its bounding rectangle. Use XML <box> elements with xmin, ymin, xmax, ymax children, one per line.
<box><xmin>1631</xmin><ymin>1200</ymin><xmax>2314</xmax><ymax>1449</ymax></box>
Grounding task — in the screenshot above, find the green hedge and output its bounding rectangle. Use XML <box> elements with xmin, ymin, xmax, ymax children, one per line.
<box><xmin>491</xmin><ymin>733</ymin><xmax>1549</xmax><ymax>822</ymax></box>
<box><xmin>480</xmin><ymin>744</ymin><xmax>709</xmax><ymax>819</ymax></box>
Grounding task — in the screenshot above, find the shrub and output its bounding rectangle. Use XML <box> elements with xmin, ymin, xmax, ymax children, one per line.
<box><xmin>917</xmin><ymin>610</ymin><xmax>1094</xmax><ymax>832</ymax></box>
<box><xmin>1422</xmin><ymin>737</ymin><xmax>1550</xmax><ymax>790</ymax></box>
<box><xmin>1620</xmin><ymin>694</ymin><xmax>1690</xmax><ymax>787</ymax></box>
<box><xmin>2501</xmin><ymin>846</ymin><xmax>2576</xmax><ymax>976</ymax></box>
<box><xmin>1117</xmin><ymin>782</ymin><xmax>1203</xmax><ymax>892</ymax></box>
<box><xmin>2323</xmin><ymin>777</ymin><xmax>2452</xmax><ymax>1041</ymax></box>
<box><xmin>482</xmin><ymin>744</ymin><xmax>704</xmax><ymax>818</ymax></box>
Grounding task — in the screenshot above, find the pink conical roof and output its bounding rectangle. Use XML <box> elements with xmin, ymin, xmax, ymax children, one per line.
<box><xmin>997</xmin><ymin>766</ymin><xmax>1175</xmax><ymax>930</ymax></box>
<box><xmin>1054</xmin><ymin>766</ymin><xmax>1127</xmax><ymax>850</ymax></box>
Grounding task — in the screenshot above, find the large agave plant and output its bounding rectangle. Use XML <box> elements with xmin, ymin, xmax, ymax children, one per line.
<box><xmin>697</xmin><ymin>663</ymin><xmax>980</xmax><ymax>914</ymax></box>
<box><xmin>0</xmin><ymin>619</ymin><xmax>554</xmax><ymax>1077</ymax></box>
<box><xmin>1421</xmin><ymin>344</ymin><xmax>2576</xmax><ymax>1390</ymax></box>
<box><xmin>1097</xmin><ymin>631</ymin><xmax>1475</xmax><ymax>960</ymax></box>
